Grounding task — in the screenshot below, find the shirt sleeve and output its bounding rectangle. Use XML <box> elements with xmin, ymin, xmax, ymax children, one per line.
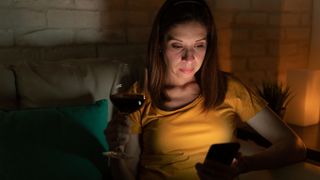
<box><xmin>129</xmin><ymin>110</ymin><xmax>142</xmax><ymax>134</ymax></box>
<box><xmin>229</xmin><ymin>77</ymin><xmax>268</xmax><ymax>122</ymax></box>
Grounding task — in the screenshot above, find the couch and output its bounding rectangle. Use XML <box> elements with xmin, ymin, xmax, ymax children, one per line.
<box><xmin>0</xmin><ymin>58</ymin><xmax>117</xmax><ymax>180</ymax></box>
<box><xmin>0</xmin><ymin>58</ymin><xmax>319</xmax><ymax>180</ymax></box>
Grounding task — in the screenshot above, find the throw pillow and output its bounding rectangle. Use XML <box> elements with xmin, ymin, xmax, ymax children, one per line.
<box><xmin>0</xmin><ymin>100</ymin><xmax>111</xmax><ymax>180</ymax></box>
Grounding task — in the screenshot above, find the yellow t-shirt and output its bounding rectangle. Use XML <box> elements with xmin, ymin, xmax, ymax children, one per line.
<box><xmin>129</xmin><ymin>75</ymin><xmax>267</xmax><ymax>180</ymax></box>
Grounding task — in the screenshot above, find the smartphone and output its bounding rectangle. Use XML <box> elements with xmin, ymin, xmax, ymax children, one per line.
<box><xmin>205</xmin><ymin>142</ymin><xmax>240</xmax><ymax>166</ymax></box>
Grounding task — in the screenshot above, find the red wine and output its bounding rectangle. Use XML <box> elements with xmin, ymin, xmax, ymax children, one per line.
<box><xmin>110</xmin><ymin>94</ymin><xmax>145</xmax><ymax>114</ymax></box>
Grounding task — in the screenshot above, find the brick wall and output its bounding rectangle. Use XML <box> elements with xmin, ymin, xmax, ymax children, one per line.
<box><xmin>213</xmin><ymin>0</ymin><xmax>312</xmax><ymax>85</ymax></box>
<box><xmin>0</xmin><ymin>0</ymin><xmax>313</xmax><ymax>86</ymax></box>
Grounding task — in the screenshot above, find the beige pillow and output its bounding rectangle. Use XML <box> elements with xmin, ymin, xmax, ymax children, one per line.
<box><xmin>0</xmin><ymin>66</ymin><xmax>17</xmax><ymax>109</ymax></box>
<box><xmin>13</xmin><ymin>59</ymin><xmax>118</xmax><ymax>113</ymax></box>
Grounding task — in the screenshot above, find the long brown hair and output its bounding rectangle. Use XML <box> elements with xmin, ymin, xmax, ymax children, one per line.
<box><xmin>147</xmin><ymin>0</ymin><xmax>227</xmax><ymax>110</ymax></box>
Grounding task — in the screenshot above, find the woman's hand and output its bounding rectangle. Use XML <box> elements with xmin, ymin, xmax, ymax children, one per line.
<box><xmin>105</xmin><ymin>113</ymin><xmax>132</xmax><ymax>151</ymax></box>
<box><xmin>196</xmin><ymin>161</ymin><xmax>238</xmax><ymax>180</ymax></box>
<box><xmin>104</xmin><ymin>113</ymin><xmax>140</xmax><ymax>180</ymax></box>
<box><xmin>195</xmin><ymin>153</ymin><xmax>246</xmax><ymax>180</ymax></box>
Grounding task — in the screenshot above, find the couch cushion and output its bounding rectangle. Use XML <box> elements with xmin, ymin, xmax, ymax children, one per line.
<box><xmin>0</xmin><ymin>99</ymin><xmax>110</xmax><ymax>180</ymax></box>
<box><xmin>0</xmin><ymin>65</ymin><xmax>17</xmax><ymax>109</ymax></box>
<box><xmin>12</xmin><ymin>59</ymin><xmax>117</xmax><ymax>120</ymax></box>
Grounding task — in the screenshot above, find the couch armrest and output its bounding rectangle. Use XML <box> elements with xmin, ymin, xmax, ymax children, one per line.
<box><xmin>238</xmin><ymin>139</ymin><xmax>320</xmax><ymax>179</ymax></box>
<box><xmin>239</xmin><ymin>162</ymin><xmax>320</xmax><ymax>180</ymax></box>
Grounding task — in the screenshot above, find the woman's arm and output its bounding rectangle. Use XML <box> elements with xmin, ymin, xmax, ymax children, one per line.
<box><xmin>109</xmin><ymin>134</ymin><xmax>140</xmax><ymax>180</ymax></box>
<box><xmin>105</xmin><ymin>114</ymin><xmax>141</xmax><ymax>180</ymax></box>
<box><xmin>238</xmin><ymin>107</ymin><xmax>307</xmax><ymax>173</ymax></box>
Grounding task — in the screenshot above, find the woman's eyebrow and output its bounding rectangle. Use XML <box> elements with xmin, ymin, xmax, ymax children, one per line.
<box><xmin>196</xmin><ymin>37</ymin><xmax>207</xmax><ymax>42</ymax></box>
<box><xmin>166</xmin><ymin>35</ymin><xmax>183</xmax><ymax>42</ymax></box>
<box><xmin>166</xmin><ymin>36</ymin><xmax>207</xmax><ymax>42</ymax></box>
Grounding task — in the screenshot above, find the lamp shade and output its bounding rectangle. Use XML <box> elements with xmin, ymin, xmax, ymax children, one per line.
<box><xmin>284</xmin><ymin>69</ymin><xmax>320</xmax><ymax>126</ymax></box>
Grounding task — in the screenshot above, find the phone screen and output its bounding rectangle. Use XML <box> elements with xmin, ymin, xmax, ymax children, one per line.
<box><xmin>205</xmin><ymin>142</ymin><xmax>240</xmax><ymax>165</ymax></box>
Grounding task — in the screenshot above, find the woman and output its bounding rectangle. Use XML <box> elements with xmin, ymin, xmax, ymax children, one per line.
<box><xmin>106</xmin><ymin>0</ymin><xmax>306</xmax><ymax>179</ymax></box>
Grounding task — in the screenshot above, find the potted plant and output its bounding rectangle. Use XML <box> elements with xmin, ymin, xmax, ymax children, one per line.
<box><xmin>256</xmin><ymin>81</ymin><xmax>293</xmax><ymax>119</ymax></box>
<box><xmin>237</xmin><ymin>81</ymin><xmax>293</xmax><ymax>147</ymax></box>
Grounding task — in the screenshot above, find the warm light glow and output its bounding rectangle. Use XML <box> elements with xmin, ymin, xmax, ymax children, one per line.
<box><xmin>285</xmin><ymin>69</ymin><xmax>320</xmax><ymax>126</ymax></box>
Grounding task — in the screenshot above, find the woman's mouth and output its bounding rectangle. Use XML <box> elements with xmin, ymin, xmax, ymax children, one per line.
<box><xmin>179</xmin><ymin>68</ymin><xmax>193</xmax><ymax>74</ymax></box>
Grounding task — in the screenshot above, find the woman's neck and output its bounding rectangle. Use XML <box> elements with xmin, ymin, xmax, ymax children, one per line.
<box><xmin>165</xmin><ymin>75</ymin><xmax>196</xmax><ymax>87</ymax></box>
<box><xmin>160</xmin><ymin>76</ymin><xmax>200</xmax><ymax>110</ymax></box>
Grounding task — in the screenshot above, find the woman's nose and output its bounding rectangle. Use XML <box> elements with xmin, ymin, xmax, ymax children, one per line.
<box><xmin>182</xmin><ymin>48</ymin><xmax>195</xmax><ymax>61</ymax></box>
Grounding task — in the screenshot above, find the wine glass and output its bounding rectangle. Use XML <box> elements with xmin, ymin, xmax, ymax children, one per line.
<box><xmin>104</xmin><ymin>63</ymin><xmax>145</xmax><ymax>159</ymax></box>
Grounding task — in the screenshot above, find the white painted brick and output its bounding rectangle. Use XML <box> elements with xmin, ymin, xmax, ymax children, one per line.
<box><xmin>247</xmin><ymin>57</ymin><xmax>277</xmax><ymax>70</ymax></box>
<box><xmin>214</xmin><ymin>0</ymin><xmax>250</xmax><ymax>10</ymax></box>
<box><xmin>232</xmin><ymin>29</ymin><xmax>250</xmax><ymax>41</ymax></box>
<box><xmin>13</xmin><ymin>27</ymin><xmax>45</xmax><ymax>38</ymax></box>
<box><xmin>16</xmin><ymin>29</ymin><xmax>74</xmax><ymax>46</ymax></box>
<box><xmin>48</xmin><ymin>10</ymin><xmax>100</xmax><ymax>28</ymax></box>
<box><xmin>218</xmin><ymin>29</ymin><xmax>249</xmax><ymax>45</ymax></box>
<box><xmin>128</xmin><ymin>27</ymin><xmax>151</xmax><ymax>43</ymax></box>
<box><xmin>214</xmin><ymin>12</ymin><xmax>234</xmax><ymax>29</ymax></box>
<box><xmin>0</xmin><ymin>9</ymin><xmax>45</xmax><ymax>29</ymax></box>
<box><xmin>217</xmin><ymin>43</ymin><xmax>229</xmax><ymax>58</ymax></box>
<box><xmin>0</xmin><ymin>0</ymin><xmax>312</xmax><ymax>83</ymax></box>
<box><xmin>13</xmin><ymin>0</ymin><xmax>74</xmax><ymax>9</ymax></box>
<box><xmin>298</xmin><ymin>41</ymin><xmax>310</xmax><ymax>55</ymax></box>
<box><xmin>75</xmin><ymin>29</ymin><xmax>104</xmax><ymax>43</ymax></box>
<box><xmin>234</xmin><ymin>71</ymin><xmax>268</xmax><ymax>87</ymax></box>
<box><xmin>279</xmin><ymin>55</ymin><xmax>308</xmax><ymax>70</ymax></box>
<box><xmin>0</xmin><ymin>30</ymin><xmax>13</xmax><ymax>46</ymax></box>
<box><xmin>75</xmin><ymin>0</ymin><xmax>104</xmax><ymax>10</ymax></box>
<box><xmin>102</xmin><ymin>28</ymin><xmax>126</xmax><ymax>44</ymax></box>
<box><xmin>218</xmin><ymin>43</ymin><xmax>231</xmax><ymax>59</ymax></box>
<box><xmin>47</xmin><ymin>10</ymin><xmax>74</xmax><ymax>28</ymax></box>
<box><xmin>97</xmin><ymin>44</ymin><xmax>147</xmax><ymax>59</ymax></box>
<box><xmin>269</xmin><ymin>42</ymin><xmax>303</xmax><ymax>57</ymax></box>
<box><xmin>0</xmin><ymin>0</ymin><xmax>12</xmax><ymax>6</ymax></box>
<box><xmin>101</xmin><ymin>11</ymin><xmax>126</xmax><ymax>27</ymax></box>
<box><xmin>73</xmin><ymin>10</ymin><xmax>100</xmax><ymax>28</ymax></box>
<box><xmin>12</xmin><ymin>9</ymin><xmax>46</xmax><ymax>28</ymax></box>
<box><xmin>230</xmin><ymin>57</ymin><xmax>248</xmax><ymax>71</ymax></box>
<box><xmin>75</xmin><ymin>28</ymin><xmax>126</xmax><ymax>44</ymax></box>
<box><xmin>269</xmin><ymin>13</ymin><xmax>301</xmax><ymax>27</ymax></box>
<box><xmin>75</xmin><ymin>0</ymin><xmax>125</xmax><ymax>10</ymax></box>
<box><xmin>235</xmin><ymin>13</ymin><xmax>268</xmax><ymax>26</ymax></box>
<box><xmin>251</xmin><ymin>0</ymin><xmax>281</xmax><ymax>12</ymax></box>
<box><xmin>218</xmin><ymin>58</ymin><xmax>232</xmax><ymax>72</ymax></box>
<box><xmin>218</xmin><ymin>29</ymin><xmax>232</xmax><ymax>45</ymax></box>
<box><xmin>285</xmin><ymin>27</ymin><xmax>310</xmax><ymax>41</ymax></box>
<box><xmin>252</xmin><ymin>28</ymin><xmax>286</xmax><ymax>41</ymax></box>
<box><xmin>128</xmin><ymin>0</ymin><xmax>163</xmax><ymax>11</ymax></box>
<box><xmin>282</xmin><ymin>0</ymin><xmax>312</xmax><ymax>12</ymax></box>
<box><xmin>232</xmin><ymin>43</ymin><xmax>266</xmax><ymax>56</ymax></box>
<box><xmin>301</xmin><ymin>13</ymin><xmax>312</xmax><ymax>26</ymax></box>
<box><xmin>0</xmin><ymin>9</ymin><xmax>14</xmax><ymax>28</ymax></box>
<box><xmin>127</xmin><ymin>11</ymin><xmax>153</xmax><ymax>27</ymax></box>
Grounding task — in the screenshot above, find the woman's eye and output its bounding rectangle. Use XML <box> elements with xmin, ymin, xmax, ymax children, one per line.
<box><xmin>195</xmin><ymin>44</ymin><xmax>206</xmax><ymax>49</ymax></box>
<box><xmin>171</xmin><ymin>44</ymin><xmax>183</xmax><ymax>49</ymax></box>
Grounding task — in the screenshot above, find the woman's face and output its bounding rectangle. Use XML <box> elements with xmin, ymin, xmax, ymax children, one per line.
<box><xmin>163</xmin><ymin>21</ymin><xmax>207</xmax><ymax>84</ymax></box>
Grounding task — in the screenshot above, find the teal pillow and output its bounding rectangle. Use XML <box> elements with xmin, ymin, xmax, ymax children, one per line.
<box><xmin>0</xmin><ymin>100</ymin><xmax>111</xmax><ymax>180</ymax></box>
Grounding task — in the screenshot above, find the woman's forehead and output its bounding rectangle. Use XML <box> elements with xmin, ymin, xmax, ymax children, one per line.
<box><xmin>165</xmin><ymin>22</ymin><xmax>207</xmax><ymax>41</ymax></box>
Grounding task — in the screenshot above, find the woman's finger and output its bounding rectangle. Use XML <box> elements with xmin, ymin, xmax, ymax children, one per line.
<box><xmin>196</xmin><ymin>161</ymin><xmax>238</xmax><ymax>180</ymax></box>
<box><xmin>196</xmin><ymin>163</ymin><xmax>216</xmax><ymax>179</ymax></box>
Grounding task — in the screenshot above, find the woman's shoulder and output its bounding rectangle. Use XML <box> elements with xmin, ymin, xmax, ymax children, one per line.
<box><xmin>222</xmin><ymin>72</ymin><xmax>252</xmax><ymax>97</ymax></box>
<box><xmin>222</xmin><ymin>72</ymin><xmax>246</xmax><ymax>89</ymax></box>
